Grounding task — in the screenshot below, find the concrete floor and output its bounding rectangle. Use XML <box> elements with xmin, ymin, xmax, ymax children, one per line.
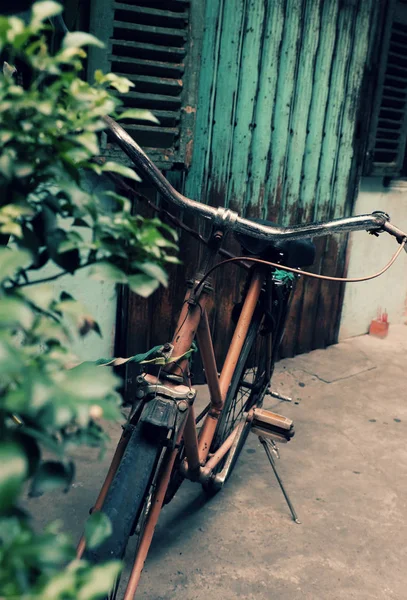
<box><xmin>28</xmin><ymin>325</ymin><xmax>407</xmax><ymax>599</ymax></box>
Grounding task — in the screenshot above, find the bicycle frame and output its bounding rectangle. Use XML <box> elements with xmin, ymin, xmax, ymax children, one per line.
<box><xmin>77</xmin><ymin>228</ymin><xmax>295</xmax><ymax>597</ymax></box>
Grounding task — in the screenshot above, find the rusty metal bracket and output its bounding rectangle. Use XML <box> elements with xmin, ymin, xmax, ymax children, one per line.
<box><xmin>135</xmin><ymin>374</ymin><xmax>196</xmax><ymax>403</ymax></box>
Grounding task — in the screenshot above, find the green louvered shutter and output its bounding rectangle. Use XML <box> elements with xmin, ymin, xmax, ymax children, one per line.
<box><xmin>87</xmin><ymin>0</ymin><xmax>204</xmax><ymax>169</ymax></box>
<box><xmin>365</xmin><ymin>1</ymin><xmax>407</xmax><ymax>176</ymax></box>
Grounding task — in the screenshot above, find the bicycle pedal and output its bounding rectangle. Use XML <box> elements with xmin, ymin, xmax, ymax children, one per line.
<box><xmin>251</xmin><ymin>408</ymin><xmax>295</xmax><ymax>443</ymax></box>
<box><xmin>266</xmin><ymin>389</ymin><xmax>292</xmax><ymax>403</ymax></box>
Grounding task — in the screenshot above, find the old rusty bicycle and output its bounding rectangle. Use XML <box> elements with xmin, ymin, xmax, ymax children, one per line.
<box><xmin>76</xmin><ymin>116</ymin><xmax>407</xmax><ymax>599</ymax></box>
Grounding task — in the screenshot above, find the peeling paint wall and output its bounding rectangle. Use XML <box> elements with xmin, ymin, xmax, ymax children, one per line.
<box><xmin>339</xmin><ymin>178</ymin><xmax>407</xmax><ymax>340</ymax></box>
<box><xmin>183</xmin><ymin>0</ymin><xmax>378</xmax><ymax>356</ymax></box>
<box><xmin>121</xmin><ymin>0</ymin><xmax>384</xmax><ymax>383</ymax></box>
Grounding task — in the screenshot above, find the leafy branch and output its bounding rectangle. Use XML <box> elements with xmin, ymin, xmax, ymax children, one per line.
<box><xmin>0</xmin><ymin>3</ymin><xmax>178</xmax><ymax>598</ymax></box>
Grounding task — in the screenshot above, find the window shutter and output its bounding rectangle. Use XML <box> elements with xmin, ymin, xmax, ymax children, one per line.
<box><xmin>87</xmin><ymin>0</ymin><xmax>204</xmax><ymax>169</ymax></box>
<box><xmin>365</xmin><ymin>1</ymin><xmax>407</xmax><ymax>176</ymax></box>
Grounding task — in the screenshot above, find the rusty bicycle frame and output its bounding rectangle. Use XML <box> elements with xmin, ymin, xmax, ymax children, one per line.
<box><xmin>74</xmin><ymin>117</ymin><xmax>407</xmax><ymax>599</ymax></box>
<box><xmin>77</xmin><ymin>224</ymin><xmax>282</xmax><ymax>598</ymax></box>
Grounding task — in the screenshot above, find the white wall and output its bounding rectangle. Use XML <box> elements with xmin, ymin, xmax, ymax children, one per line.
<box><xmin>47</xmin><ymin>172</ymin><xmax>117</xmax><ymax>362</ymax></box>
<box><xmin>339</xmin><ymin>177</ymin><xmax>407</xmax><ymax>340</ymax></box>
<box><xmin>51</xmin><ymin>269</ymin><xmax>117</xmax><ymax>362</ymax></box>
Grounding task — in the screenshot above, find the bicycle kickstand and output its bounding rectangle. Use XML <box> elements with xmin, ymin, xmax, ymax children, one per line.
<box><xmin>258</xmin><ymin>436</ymin><xmax>301</xmax><ymax>524</ymax></box>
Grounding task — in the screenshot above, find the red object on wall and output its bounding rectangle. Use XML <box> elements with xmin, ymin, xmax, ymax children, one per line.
<box><xmin>369</xmin><ymin>308</ymin><xmax>389</xmax><ymax>338</ymax></box>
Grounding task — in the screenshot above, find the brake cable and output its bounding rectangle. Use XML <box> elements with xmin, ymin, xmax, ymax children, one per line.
<box><xmin>107</xmin><ymin>172</ymin><xmax>406</xmax><ymax>288</ymax></box>
<box><xmin>194</xmin><ymin>239</ymin><xmax>406</xmax><ymax>293</ymax></box>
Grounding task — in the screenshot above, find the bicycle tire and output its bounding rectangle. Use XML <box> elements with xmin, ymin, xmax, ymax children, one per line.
<box><xmin>84</xmin><ymin>422</ymin><xmax>165</xmax><ymax>598</ymax></box>
<box><xmin>203</xmin><ymin>312</ymin><xmax>269</xmax><ymax>493</ymax></box>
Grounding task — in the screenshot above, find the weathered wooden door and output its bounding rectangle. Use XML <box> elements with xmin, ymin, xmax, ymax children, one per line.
<box><xmin>106</xmin><ymin>0</ymin><xmax>380</xmax><ymax>394</ymax></box>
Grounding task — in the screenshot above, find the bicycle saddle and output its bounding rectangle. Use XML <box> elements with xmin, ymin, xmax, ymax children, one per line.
<box><xmin>236</xmin><ymin>218</ymin><xmax>316</xmax><ymax>268</ymax></box>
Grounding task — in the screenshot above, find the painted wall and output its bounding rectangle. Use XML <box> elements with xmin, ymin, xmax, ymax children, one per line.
<box><xmin>339</xmin><ymin>178</ymin><xmax>407</xmax><ymax>340</ymax></box>
<box><xmin>120</xmin><ymin>0</ymin><xmax>384</xmax><ymax>374</ymax></box>
<box><xmin>51</xmin><ymin>270</ymin><xmax>117</xmax><ymax>362</ymax></box>
<box><xmin>46</xmin><ymin>173</ymin><xmax>117</xmax><ymax>363</ymax></box>
<box><xmin>182</xmin><ymin>0</ymin><xmax>380</xmax><ymax>357</ymax></box>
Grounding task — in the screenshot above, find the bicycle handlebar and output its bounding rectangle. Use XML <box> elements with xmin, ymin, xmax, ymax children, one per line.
<box><xmin>104</xmin><ymin>116</ymin><xmax>407</xmax><ymax>245</ymax></box>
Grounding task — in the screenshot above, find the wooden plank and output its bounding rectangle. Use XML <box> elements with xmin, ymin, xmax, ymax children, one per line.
<box><xmin>296</xmin><ymin>1</ymin><xmax>338</xmax><ymax>223</ymax></box>
<box><xmin>184</xmin><ymin>0</ymin><xmax>223</xmax><ymax>200</ymax></box>
<box><xmin>125</xmin><ymin>125</ymin><xmax>179</xmax><ymax>133</ymax></box>
<box><xmin>332</xmin><ymin>0</ymin><xmax>382</xmax><ymax>219</ymax></box>
<box><xmin>110</xmin><ymin>40</ymin><xmax>186</xmax><ymax>61</ymax></box>
<box><xmin>380</xmin><ymin>85</ymin><xmax>407</xmax><ymax>96</ymax></box>
<box><xmin>113</xmin><ymin>3</ymin><xmax>188</xmax><ymax>25</ymax></box>
<box><xmin>264</xmin><ymin>0</ymin><xmax>303</xmax><ymax>223</ymax></box>
<box><xmin>113</xmin><ymin>21</ymin><xmax>187</xmax><ymax>40</ymax></box>
<box><xmin>148</xmin><ymin>171</ymin><xmax>188</xmax><ymax>350</ymax></box>
<box><xmin>114</xmin><ymin>73</ymin><xmax>183</xmax><ymax>96</ymax></box>
<box><xmin>87</xmin><ymin>0</ymin><xmax>114</xmax><ymax>78</ymax></box>
<box><xmin>116</xmin><ymin>109</ymin><xmax>180</xmax><ymax>123</ymax></box>
<box><xmin>177</xmin><ymin>0</ymin><xmax>206</xmax><ymax>168</ymax></box>
<box><xmin>313</xmin><ymin>6</ymin><xmax>355</xmax><ymax>220</ymax></box>
<box><xmin>278</xmin><ymin>0</ymin><xmax>322</xmax><ymax>358</ymax></box>
<box><xmin>298</xmin><ymin>0</ymin><xmax>373</xmax><ymax>354</ymax></box>
<box><xmin>364</xmin><ymin>0</ymin><xmax>397</xmax><ymax>176</ymax></box>
<box><xmin>283</xmin><ymin>0</ymin><xmax>322</xmax><ymax>225</ymax></box>
<box><xmin>311</xmin><ymin>1</ymin><xmax>357</xmax><ymax>350</ymax></box>
<box><xmin>122</xmin><ymin>183</ymin><xmax>155</xmax><ymax>403</ymax></box>
<box><xmin>205</xmin><ymin>0</ymin><xmax>246</xmax><ymax>207</ymax></box>
<box><xmin>227</xmin><ymin>0</ymin><xmax>265</xmax><ymax>214</ymax></box>
<box><xmin>110</xmin><ymin>56</ymin><xmax>185</xmax><ymax>78</ymax></box>
<box><xmin>294</xmin><ymin>1</ymin><xmax>339</xmax><ymax>355</ymax></box>
<box><xmin>245</xmin><ymin>0</ymin><xmax>285</xmax><ymax>219</ymax></box>
<box><xmin>118</xmin><ymin>91</ymin><xmax>182</xmax><ymax>109</ymax></box>
<box><xmin>201</xmin><ymin>0</ymin><xmax>247</xmax><ymax>366</ymax></box>
<box><xmin>262</xmin><ymin>0</ymin><xmax>303</xmax><ymax>357</ymax></box>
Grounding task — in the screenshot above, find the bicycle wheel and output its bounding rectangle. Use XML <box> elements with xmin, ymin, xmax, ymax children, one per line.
<box><xmin>204</xmin><ymin>311</ymin><xmax>270</xmax><ymax>493</ymax></box>
<box><xmin>84</xmin><ymin>422</ymin><xmax>166</xmax><ymax>599</ymax></box>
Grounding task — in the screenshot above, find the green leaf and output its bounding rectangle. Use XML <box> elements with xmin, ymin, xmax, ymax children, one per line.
<box><xmin>59</xmin><ymin>363</ymin><xmax>119</xmax><ymax>400</ymax></box>
<box><xmin>128</xmin><ymin>273</ymin><xmax>160</xmax><ymax>298</ymax></box>
<box><xmin>101</xmin><ymin>161</ymin><xmax>141</xmax><ymax>182</ymax></box>
<box><xmin>14</xmin><ymin>162</ymin><xmax>34</xmax><ymax>178</ymax></box>
<box><xmin>89</xmin><ymin>262</ymin><xmax>127</xmax><ymax>284</ymax></box>
<box><xmin>94</xmin><ymin>71</ymin><xmax>134</xmax><ymax>93</ymax></box>
<box><xmin>85</xmin><ymin>511</ymin><xmax>112</xmax><ymax>550</ymax></box>
<box><xmin>164</xmin><ymin>255</ymin><xmax>181</xmax><ymax>264</ymax></box>
<box><xmin>62</xmin><ymin>31</ymin><xmax>104</xmax><ymax>49</ymax></box>
<box><xmin>0</xmin><ymin>339</ymin><xmax>22</xmax><ymax>377</ymax></box>
<box><xmin>134</xmin><ymin>261</ymin><xmax>168</xmax><ymax>286</ymax></box>
<box><xmin>75</xmin><ymin>132</ymin><xmax>100</xmax><ymax>155</ymax></box>
<box><xmin>19</xmin><ymin>283</ymin><xmax>54</xmax><ymax>310</ymax></box>
<box><xmin>77</xmin><ymin>561</ymin><xmax>122</xmax><ymax>600</ymax></box>
<box><xmin>117</xmin><ymin>109</ymin><xmax>159</xmax><ymax>124</ymax></box>
<box><xmin>40</xmin><ymin>567</ymin><xmax>77</xmax><ymax>599</ymax></box>
<box><xmin>29</xmin><ymin>460</ymin><xmax>75</xmax><ymax>497</ymax></box>
<box><xmin>32</xmin><ymin>1</ymin><xmax>62</xmax><ymax>22</ymax></box>
<box><xmin>0</xmin><ymin>151</ymin><xmax>14</xmax><ymax>179</ymax></box>
<box><xmin>2</xmin><ymin>61</ymin><xmax>16</xmax><ymax>79</ymax></box>
<box><xmin>0</xmin><ymin>442</ymin><xmax>28</xmax><ymax>511</ymax></box>
<box><xmin>0</xmin><ymin>296</ymin><xmax>34</xmax><ymax>330</ymax></box>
